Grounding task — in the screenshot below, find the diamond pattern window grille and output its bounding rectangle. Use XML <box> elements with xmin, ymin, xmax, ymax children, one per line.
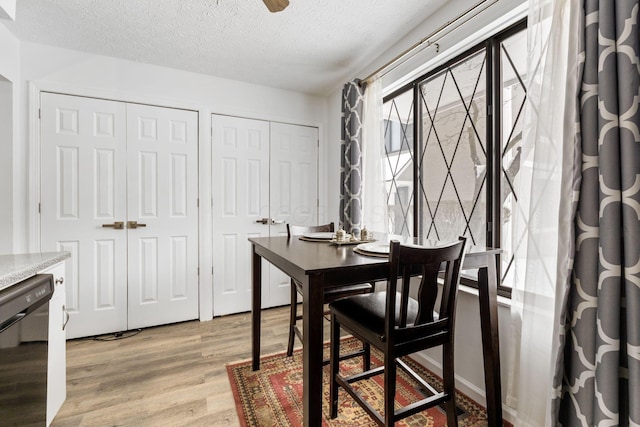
<box><xmin>383</xmin><ymin>90</ymin><xmax>415</xmax><ymax>237</ymax></box>
<box><xmin>418</xmin><ymin>50</ymin><xmax>487</xmax><ymax>247</ymax></box>
<box><xmin>380</xmin><ymin>21</ymin><xmax>526</xmax><ymax>293</ymax></box>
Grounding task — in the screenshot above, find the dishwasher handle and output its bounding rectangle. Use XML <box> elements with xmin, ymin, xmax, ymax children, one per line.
<box><xmin>0</xmin><ymin>312</ymin><xmax>26</xmax><ymax>334</ymax></box>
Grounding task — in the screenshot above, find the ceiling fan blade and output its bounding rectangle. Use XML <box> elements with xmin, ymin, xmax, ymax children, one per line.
<box><xmin>263</xmin><ymin>0</ymin><xmax>289</xmax><ymax>13</ymax></box>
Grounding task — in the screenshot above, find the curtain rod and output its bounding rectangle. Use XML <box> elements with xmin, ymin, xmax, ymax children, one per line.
<box><xmin>360</xmin><ymin>0</ymin><xmax>500</xmax><ymax>84</ymax></box>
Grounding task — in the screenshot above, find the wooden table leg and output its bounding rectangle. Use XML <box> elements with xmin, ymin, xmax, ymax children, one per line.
<box><xmin>302</xmin><ymin>274</ymin><xmax>324</xmax><ymax>427</ymax></box>
<box><xmin>251</xmin><ymin>245</ymin><xmax>262</xmax><ymax>371</ymax></box>
<box><xmin>477</xmin><ymin>255</ymin><xmax>503</xmax><ymax>426</ymax></box>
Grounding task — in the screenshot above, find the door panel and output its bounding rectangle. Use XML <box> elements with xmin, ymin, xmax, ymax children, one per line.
<box><xmin>126</xmin><ymin>104</ymin><xmax>199</xmax><ymax>329</ymax></box>
<box><xmin>268</xmin><ymin>123</ymin><xmax>319</xmax><ymax>307</ymax></box>
<box><xmin>212</xmin><ymin>115</ymin><xmax>270</xmax><ymax>315</ymax></box>
<box><xmin>40</xmin><ymin>93</ymin><xmax>128</xmax><ymax>339</ymax></box>
<box><xmin>211</xmin><ymin>117</ymin><xmax>319</xmax><ymax>314</ymax></box>
<box><xmin>270</xmin><ymin>123</ymin><xmax>318</xmax><ymax>227</ymax></box>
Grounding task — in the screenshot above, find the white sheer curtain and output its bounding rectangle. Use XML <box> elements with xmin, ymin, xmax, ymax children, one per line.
<box><xmin>361</xmin><ymin>78</ymin><xmax>388</xmax><ymax>234</ymax></box>
<box><xmin>506</xmin><ymin>0</ymin><xmax>580</xmax><ymax>426</ymax></box>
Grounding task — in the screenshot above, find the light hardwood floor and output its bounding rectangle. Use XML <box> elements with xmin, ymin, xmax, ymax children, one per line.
<box><xmin>52</xmin><ymin>306</ymin><xmax>299</xmax><ymax>427</ymax></box>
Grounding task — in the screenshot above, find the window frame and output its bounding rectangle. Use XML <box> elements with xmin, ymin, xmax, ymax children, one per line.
<box><xmin>382</xmin><ymin>19</ymin><xmax>527</xmax><ymax>298</ymax></box>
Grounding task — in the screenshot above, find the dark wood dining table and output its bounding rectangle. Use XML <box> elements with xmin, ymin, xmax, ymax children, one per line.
<box><xmin>250</xmin><ymin>235</ymin><xmax>504</xmax><ymax>427</ymax></box>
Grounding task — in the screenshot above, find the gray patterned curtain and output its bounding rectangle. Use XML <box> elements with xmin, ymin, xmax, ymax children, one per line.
<box><xmin>340</xmin><ymin>79</ymin><xmax>365</xmax><ymax>232</ymax></box>
<box><xmin>552</xmin><ymin>1</ymin><xmax>640</xmax><ymax>425</ymax></box>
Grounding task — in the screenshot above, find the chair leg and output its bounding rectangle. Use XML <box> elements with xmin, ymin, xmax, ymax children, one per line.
<box><xmin>363</xmin><ymin>342</ymin><xmax>371</xmax><ymax>371</ymax></box>
<box><xmin>286</xmin><ymin>279</ymin><xmax>297</xmax><ymax>357</ymax></box>
<box><xmin>443</xmin><ymin>342</ymin><xmax>458</xmax><ymax>427</ymax></box>
<box><xmin>384</xmin><ymin>349</ymin><xmax>396</xmax><ymax>427</ymax></box>
<box><xmin>360</xmin><ymin>283</ymin><xmax>374</xmax><ymax>371</ymax></box>
<box><xmin>329</xmin><ymin>317</ymin><xmax>341</xmax><ymax>419</ymax></box>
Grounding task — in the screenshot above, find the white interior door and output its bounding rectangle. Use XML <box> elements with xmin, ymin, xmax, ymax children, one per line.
<box><xmin>40</xmin><ymin>93</ymin><xmax>128</xmax><ymax>339</ymax></box>
<box><xmin>212</xmin><ymin>114</ymin><xmax>270</xmax><ymax>315</ymax></box>
<box><xmin>126</xmin><ymin>104</ymin><xmax>199</xmax><ymax>330</ymax></box>
<box><xmin>41</xmin><ymin>94</ymin><xmax>200</xmax><ymax>338</ymax></box>
<box><xmin>268</xmin><ymin>122</ymin><xmax>318</xmax><ymax>306</ymax></box>
<box><xmin>211</xmin><ymin>115</ymin><xmax>319</xmax><ymax>315</ymax></box>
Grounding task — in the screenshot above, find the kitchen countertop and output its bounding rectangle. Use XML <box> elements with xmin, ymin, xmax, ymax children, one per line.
<box><xmin>0</xmin><ymin>252</ymin><xmax>71</xmax><ymax>291</ymax></box>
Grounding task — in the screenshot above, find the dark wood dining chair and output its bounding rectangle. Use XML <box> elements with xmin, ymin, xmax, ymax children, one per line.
<box><xmin>286</xmin><ymin>223</ymin><xmax>374</xmax><ymax>360</ymax></box>
<box><xmin>329</xmin><ymin>237</ymin><xmax>467</xmax><ymax>426</ymax></box>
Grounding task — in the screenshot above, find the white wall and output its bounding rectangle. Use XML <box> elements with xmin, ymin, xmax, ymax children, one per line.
<box><xmin>325</xmin><ymin>0</ymin><xmax>528</xmax><ymax>422</ymax></box>
<box><xmin>0</xmin><ymin>79</ymin><xmax>12</xmax><ymax>253</ymax></box>
<box><xmin>325</xmin><ymin>89</ymin><xmax>343</xmax><ymax>225</ymax></box>
<box><xmin>0</xmin><ymin>24</ymin><xmax>19</xmax><ymax>254</ymax></box>
<box><xmin>413</xmin><ymin>290</ymin><xmax>515</xmax><ymax>419</ymax></box>
<box><xmin>20</xmin><ymin>42</ymin><xmax>327</xmax><ymax>124</ymax></box>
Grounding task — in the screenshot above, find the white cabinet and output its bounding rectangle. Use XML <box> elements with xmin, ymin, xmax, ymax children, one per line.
<box><xmin>40</xmin><ymin>262</ymin><xmax>67</xmax><ymax>426</ymax></box>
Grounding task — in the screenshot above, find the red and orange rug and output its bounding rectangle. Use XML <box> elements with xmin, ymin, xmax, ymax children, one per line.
<box><xmin>227</xmin><ymin>338</ymin><xmax>488</xmax><ymax>426</ymax></box>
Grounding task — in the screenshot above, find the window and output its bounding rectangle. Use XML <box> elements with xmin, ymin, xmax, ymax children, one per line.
<box><xmin>382</xmin><ymin>21</ymin><xmax>526</xmax><ymax>296</ymax></box>
<box><xmin>383</xmin><ymin>90</ymin><xmax>414</xmax><ymax>236</ymax></box>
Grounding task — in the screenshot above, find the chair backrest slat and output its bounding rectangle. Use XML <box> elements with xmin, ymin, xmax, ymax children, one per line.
<box><xmin>415</xmin><ymin>263</ymin><xmax>440</xmax><ymax>324</ymax></box>
<box><xmin>399</xmin><ymin>266</ymin><xmax>412</xmax><ymax>328</ymax></box>
<box><xmin>287</xmin><ymin>222</ymin><xmax>334</xmax><ymax>237</ymax></box>
<box><xmin>385</xmin><ymin>237</ymin><xmax>467</xmax><ymax>342</ymax></box>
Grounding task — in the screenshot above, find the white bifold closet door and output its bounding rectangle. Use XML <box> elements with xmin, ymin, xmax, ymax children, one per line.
<box><xmin>211</xmin><ymin>114</ymin><xmax>318</xmax><ymax>316</ymax></box>
<box><xmin>40</xmin><ymin>93</ymin><xmax>199</xmax><ymax>339</ymax></box>
<box><xmin>125</xmin><ymin>103</ymin><xmax>199</xmax><ymax>330</ymax></box>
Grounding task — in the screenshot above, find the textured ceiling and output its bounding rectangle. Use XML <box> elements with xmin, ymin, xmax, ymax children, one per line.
<box><xmin>2</xmin><ymin>0</ymin><xmax>446</xmax><ymax>95</ymax></box>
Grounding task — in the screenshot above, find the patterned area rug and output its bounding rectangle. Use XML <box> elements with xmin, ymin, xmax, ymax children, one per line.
<box><xmin>227</xmin><ymin>338</ymin><xmax>488</xmax><ymax>426</ymax></box>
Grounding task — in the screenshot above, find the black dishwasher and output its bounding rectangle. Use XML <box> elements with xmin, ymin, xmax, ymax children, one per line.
<box><xmin>0</xmin><ymin>274</ymin><xmax>54</xmax><ymax>426</ymax></box>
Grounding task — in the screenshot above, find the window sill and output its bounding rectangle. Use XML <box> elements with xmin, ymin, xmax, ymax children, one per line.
<box><xmin>458</xmin><ymin>283</ymin><xmax>512</xmax><ymax>309</ymax></box>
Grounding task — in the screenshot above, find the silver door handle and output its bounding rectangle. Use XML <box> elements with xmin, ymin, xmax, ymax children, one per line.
<box><xmin>255</xmin><ymin>218</ymin><xmax>270</xmax><ymax>224</ymax></box>
<box><xmin>271</xmin><ymin>219</ymin><xmax>284</xmax><ymax>224</ymax></box>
